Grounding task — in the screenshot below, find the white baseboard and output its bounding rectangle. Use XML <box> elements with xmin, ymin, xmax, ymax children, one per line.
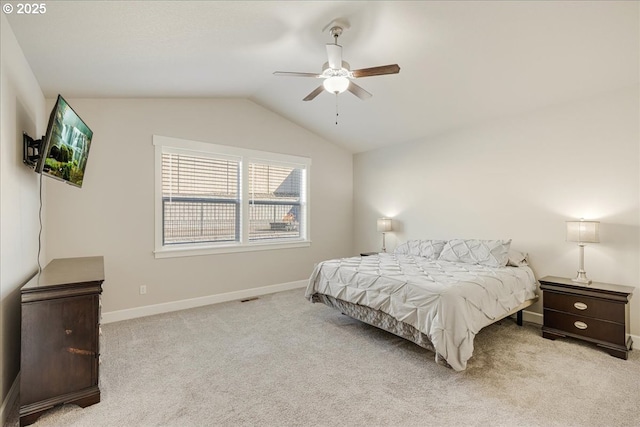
<box><xmin>522</xmin><ymin>309</ymin><xmax>543</xmax><ymax>325</ymax></box>
<box><xmin>102</xmin><ymin>280</ymin><xmax>307</xmax><ymax>324</ymax></box>
<box><xmin>1</xmin><ymin>372</ymin><xmax>19</xmax><ymax>426</ymax></box>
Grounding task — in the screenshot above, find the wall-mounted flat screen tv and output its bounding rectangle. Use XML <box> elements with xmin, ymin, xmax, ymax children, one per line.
<box><xmin>36</xmin><ymin>95</ymin><xmax>93</xmax><ymax>188</ymax></box>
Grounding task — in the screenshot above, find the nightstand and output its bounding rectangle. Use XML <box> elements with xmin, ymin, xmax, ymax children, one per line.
<box><xmin>540</xmin><ymin>276</ymin><xmax>634</xmax><ymax>359</ymax></box>
<box><xmin>360</xmin><ymin>252</ymin><xmax>378</xmax><ymax>256</ymax></box>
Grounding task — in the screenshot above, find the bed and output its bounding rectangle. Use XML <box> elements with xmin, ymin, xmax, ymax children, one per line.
<box><xmin>305</xmin><ymin>239</ymin><xmax>539</xmax><ymax>371</ymax></box>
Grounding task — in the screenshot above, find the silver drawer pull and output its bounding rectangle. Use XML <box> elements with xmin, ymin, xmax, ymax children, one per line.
<box><xmin>574</xmin><ymin>302</ymin><xmax>588</xmax><ymax>310</ymax></box>
<box><xmin>574</xmin><ymin>321</ymin><xmax>588</xmax><ymax>330</ymax></box>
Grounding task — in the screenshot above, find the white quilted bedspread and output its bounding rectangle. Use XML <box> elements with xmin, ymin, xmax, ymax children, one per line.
<box><xmin>306</xmin><ymin>253</ymin><xmax>538</xmax><ymax>371</ymax></box>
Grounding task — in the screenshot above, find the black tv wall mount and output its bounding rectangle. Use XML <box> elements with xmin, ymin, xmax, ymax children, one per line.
<box><xmin>23</xmin><ymin>133</ymin><xmax>43</xmax><ymax>169</ymax></box>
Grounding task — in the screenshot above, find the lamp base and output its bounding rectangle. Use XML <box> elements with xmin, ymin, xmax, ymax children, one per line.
<box><xmin>571</xmin><ymin>271</ymin><xmax>592</xmax><ymax>285</ymax></box>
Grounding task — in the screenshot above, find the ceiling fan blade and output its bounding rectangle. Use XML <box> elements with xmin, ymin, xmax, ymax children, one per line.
<box><xmin>326</xmin><ymin>44</ymin><xmax>343</xmax><ymax>69</ymax></box>
<box><xmin>273</xmin><ymin>71</ymin><xmax>321</xmax><ymax>78</ymax></box>
<box><xmin>347</xmin><ymin>81</ymin><xmax>372</xmax><ymax>100</ymax></box>
<box><xmin>351</xmin><ymin>64</ymin><xmax>400</xmax><ymax>78</ymax></box>
<box><xmin>303</xmin><ymin>85</ymin><xmax>325</xmax><ymax>101</ymax></box>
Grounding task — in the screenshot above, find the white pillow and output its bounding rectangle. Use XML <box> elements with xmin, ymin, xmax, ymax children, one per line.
<box><xmin>394</xmin><ymin>239</ymin><xmax>447</xmax><ymax>260</ymax></box>
<box><xmin>506</xmin><ymin>249</ymin><xmax>529</xmax><ymax>267</ymax></box>
<box><xmin>438</xmin><ymin>239</ymin><xmax>512</xmax><ymax>267</ymax></box>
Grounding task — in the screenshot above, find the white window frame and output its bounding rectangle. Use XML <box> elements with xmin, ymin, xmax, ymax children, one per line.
<box><xmin>153</xmin><ymin>135</ymin><xmax>311</xmax><ymax>258</ymax></box>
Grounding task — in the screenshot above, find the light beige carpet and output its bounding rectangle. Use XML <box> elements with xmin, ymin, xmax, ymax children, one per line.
<box><xmin>6</xmin><ymin>288</ymin><xmax>640</xmax><ymax>426</ymax></box>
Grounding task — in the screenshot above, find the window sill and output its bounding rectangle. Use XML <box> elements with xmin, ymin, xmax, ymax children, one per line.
<box><xmin>154</xmin><ymin>240</ymin><xmax>311</xmax><ymax>259</ymax></box>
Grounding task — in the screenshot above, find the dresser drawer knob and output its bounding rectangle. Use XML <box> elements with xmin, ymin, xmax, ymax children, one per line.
<box><xmin>574</xmin><ymin>321</ymin><xmax>588</xmax><ymax>330</ymax></box>
<box><xmin>574</xmin><ymin>302</ymin><xmax>588</xmax><ymax>310</ymax></box>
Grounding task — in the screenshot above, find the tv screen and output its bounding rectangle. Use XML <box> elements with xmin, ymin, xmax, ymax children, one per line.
<box><xmin>36</xmin><ymin>95</ymin><xmax>93</xmax><ymax>188</ymax></box>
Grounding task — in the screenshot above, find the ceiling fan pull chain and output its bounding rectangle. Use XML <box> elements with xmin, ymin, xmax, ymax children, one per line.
<box><xmin>335</xmin><ymin>93</ymin><xmax>339</xmax><ymax>125</ymax></box>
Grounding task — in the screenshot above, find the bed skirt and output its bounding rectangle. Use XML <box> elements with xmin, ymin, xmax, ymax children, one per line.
<box><xmin>310</xmin><ymin>293</ymin><xmax>451</xmax><ymax>368</ymax></box>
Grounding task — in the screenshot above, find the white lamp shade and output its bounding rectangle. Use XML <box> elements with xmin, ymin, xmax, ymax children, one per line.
<box><xmin>323</xmin><ymin>76</ymin><xmax>350</xmax><ymax>94</ymax></box>
<box><xmin>566</xmin><ymin>220</ymin><xmax>600</xmax><ymax>243</ymax></box>
<box><xmin>377</xmin><ymin>218</ymin><xmax>392</xmax><ymax>232</ymax></box>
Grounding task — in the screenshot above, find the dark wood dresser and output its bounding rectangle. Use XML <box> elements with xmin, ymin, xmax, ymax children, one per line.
<box><xmin>540</xmin><ymin>275</ymin><xmax>633</xmax><ymax>359</ymax></box>
<box><xmin>20</xmin><ymin>256</ymin><xmax>104</xmax><ymax>426</ymax></box>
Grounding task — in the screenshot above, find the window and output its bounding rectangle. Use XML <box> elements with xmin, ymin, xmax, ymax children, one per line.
<box><xmin>154</xmin><ymin>136</ymin><xmax>310</xmax><ymax>258</ymax></box>
<box><xmin>248</xmin><ymin>162</ymin><xmax>304</xmax><ymax>241</ymax></box>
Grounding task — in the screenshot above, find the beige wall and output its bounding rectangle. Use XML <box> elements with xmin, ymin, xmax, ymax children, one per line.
<box><xmin>0</xmin><ymin>14</ymin><xmax>47</xmax><ymax>422</ymax></box>
<box><xmin>354</xmin><ymin>88</ymin><xmax>640</xmax><ymax>335</ymax></box>
<box><xmin>43</xmin><ymin>98</ymin><xmax>354</xmax><ymax>313</ymax></box>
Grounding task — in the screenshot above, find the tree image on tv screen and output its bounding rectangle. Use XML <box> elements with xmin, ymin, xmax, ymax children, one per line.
<box><xmin>43</xmin><ymin>98</ymin><xmax>93</xmax><ymax>187</ymax></box>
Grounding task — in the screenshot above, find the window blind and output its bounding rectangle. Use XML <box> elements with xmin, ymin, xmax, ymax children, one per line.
<box><xmin>162</xmin><ymin>153</ymin><xmax>240</xmax><ymax>244</ymax></box>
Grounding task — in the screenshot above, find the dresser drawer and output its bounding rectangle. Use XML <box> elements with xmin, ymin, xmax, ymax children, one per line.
<box><xmin>544</xmin><ymin>310</ymin><xmax>626</xmax><ymax>346</ymax></box>
<box><xmin>544</xmin><ymin>291</ymin><xmax>625</xmax><ymax>323</ymax></box>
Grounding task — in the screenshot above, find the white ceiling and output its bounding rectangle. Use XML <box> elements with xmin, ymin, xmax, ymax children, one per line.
<box><xmin>5</xmin><ymin>1</ymin><xmax>638</xmax><ymax>153</ymax></box>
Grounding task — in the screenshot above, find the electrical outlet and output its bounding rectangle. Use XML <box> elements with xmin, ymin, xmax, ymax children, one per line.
<box><xmin>139</xmin><ymin>285</ymin><xmax>147</xmax><ymax>295</ymax></box>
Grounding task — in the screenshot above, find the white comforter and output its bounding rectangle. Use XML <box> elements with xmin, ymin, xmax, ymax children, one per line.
<box><xmin>306</xmin><ymin>253</ymin><xmax>538</xmax><ymax>371</ymax></box>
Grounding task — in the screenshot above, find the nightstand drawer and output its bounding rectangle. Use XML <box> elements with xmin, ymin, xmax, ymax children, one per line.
<box><xmin>544</xmin><ymin>291</ymin><xmax>625</xmax><ymax>323</ymax></box>
<box><xmin>544</xmin><ymin>310</ymin><xmax>626</xmax><ymax>346</ymax></box>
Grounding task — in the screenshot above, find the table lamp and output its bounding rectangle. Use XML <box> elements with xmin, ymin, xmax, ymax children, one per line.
<box><xmin>566</xmin><ymin>219</ymin><xmax>600</xmax><ymax>284</ymax></box>
<box><xmin>377</xmin><ymin>218</ymin><xmax>392</xmax><ymax>252</ymax></box>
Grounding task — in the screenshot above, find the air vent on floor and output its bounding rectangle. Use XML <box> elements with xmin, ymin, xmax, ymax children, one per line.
<box><xmin>240</xmin><ymin>297</ymin><xmax>259</xmax><ymax>303</ymax></box>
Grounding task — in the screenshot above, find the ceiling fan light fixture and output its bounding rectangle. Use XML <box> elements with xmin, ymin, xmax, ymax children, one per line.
<box><xmin>273</xmin><ymin>23</ymin><xmax>400</xmax><ymax>102</ymax></box>
<box><xmin>323</xmin><ymin>76</ymin><xmax>350</xmax><ymax>94</ymax></box>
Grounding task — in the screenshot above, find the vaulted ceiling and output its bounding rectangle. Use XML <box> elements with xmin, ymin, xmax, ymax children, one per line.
<box><xmin>5</xmin><ymin>1</ymin><xmax>638</xmax><ymax>152</ymax></box>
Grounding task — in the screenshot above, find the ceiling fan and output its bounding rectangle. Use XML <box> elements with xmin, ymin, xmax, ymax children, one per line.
<box><xmin>274</xmin><ymin>25</ymin><xmax>400</xmax><ymax>101</ymax></box>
